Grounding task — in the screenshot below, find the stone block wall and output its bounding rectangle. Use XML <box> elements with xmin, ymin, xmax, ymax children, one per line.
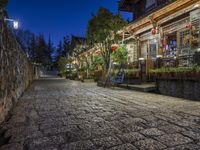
<box><xmin>0</xmin><ymin>21</ymin><xmax>38</xmax><ymax>123</ymax></box>
<box><xmin>157</xmin><ymin>78</ymin><xmax>200</xmax><ymax>100</ymax></box>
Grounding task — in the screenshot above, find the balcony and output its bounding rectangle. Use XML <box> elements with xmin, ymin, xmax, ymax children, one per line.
<box><xmin>118</xmin><ymin>0</ymin><xmax>137</xmax><ymax>12</ymax></box>
<box><xmin>119</xmin><ymin>0</ymin><xmax>177</xmax><ymax>20</ymax></box>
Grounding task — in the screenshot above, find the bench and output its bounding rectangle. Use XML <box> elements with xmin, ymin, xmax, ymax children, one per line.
<box><xmin>111</xmin><ymin>73</ymin><xmax>125</xmax><ymax>85</ymax></box>
<box><xmin>104</xmin><ymin>72</ymin><xmax>125</xmax><ymax>88</ymax></box>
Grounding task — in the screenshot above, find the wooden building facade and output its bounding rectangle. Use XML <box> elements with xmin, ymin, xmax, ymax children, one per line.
<box><xmin>119</xmin><ymin>0</ymin><xmax>200</xmax><ymax>75</ymax></box>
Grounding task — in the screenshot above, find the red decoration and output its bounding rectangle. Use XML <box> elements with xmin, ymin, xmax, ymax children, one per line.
<box><xmin>111</xmin><ymin>44</ymin><xmax>119</xmax><ymax>52</ymax></box>
<box><xmin>161</xmin><ymin>38</ymin><xmax>167</xmax><ymax>49</ymax></box>
<box><xmin>186</xmin><ymin>24</ymin><xmax>192</xmax><ymax>29</ymax></box>
<box><xmin>151</xmin><ymin>28</ymin><xmax>158</xmax><ymax>35</ymax></box>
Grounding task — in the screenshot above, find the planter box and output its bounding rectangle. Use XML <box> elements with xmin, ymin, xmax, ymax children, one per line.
<box><xmin>155</xmin><ymin>72</ymin><xmax>200</xmax><ymax>79</ymax></box>
<box><xmin>156</xmin><ymin>78</ymin><xmax>200</xmax><ymax>100</ymax></box>
<box><xmin>97</xmin><ymin>78</ymin><xmax>141</xmax><ymax>87</ymax></box>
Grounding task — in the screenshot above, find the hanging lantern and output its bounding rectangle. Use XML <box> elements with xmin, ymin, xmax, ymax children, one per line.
<box><xmin>111</xmin><ymin>44</ymin><xmax>119</xmax><ymax>52</ymax></box>
<box><xmin>186</xmin><ymin>24</ymin><xmax>193</xmax><ymax>29</ymax></box>
<box><xmin>151</xmin><ymin>27</ymin><xmax>158</xmax><ymax>35</ymax></box>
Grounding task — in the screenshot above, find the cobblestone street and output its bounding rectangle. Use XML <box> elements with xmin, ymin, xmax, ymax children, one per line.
<box><xmin>1</xmin><ymin>78</ymin><xmax>200</xmax><ymax>150</ymax></box>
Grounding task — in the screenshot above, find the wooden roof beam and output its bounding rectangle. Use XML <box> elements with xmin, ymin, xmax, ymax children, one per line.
<box><xmin>123</xmin><ymin>0</ymin><xmax>199</xmax><ymax>33</ymax></box>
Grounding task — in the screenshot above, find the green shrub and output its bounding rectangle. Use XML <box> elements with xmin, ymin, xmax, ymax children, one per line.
<box><xmin>150</xmin><ymin>65</ymin><xmax>200</xmax><ymax>74</ymax></box>
<box><xmin>91</xmin><ymin>56</ymin><xmax>104</xmax><ymax>71</ymax></box>
<box><xmin>111</xmin><ymin>44</ymin><xmax>128</xmax><ymax>65</ymax></box>
<box><xmin>56</xmin><ymin>57</ymin><xmax>67</xmax><ymax>76</ymax></box>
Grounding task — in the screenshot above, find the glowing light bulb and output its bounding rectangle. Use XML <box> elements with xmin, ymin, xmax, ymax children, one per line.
<box><xmin>13</xmin><ymin>21</ymin><xmax>19</xmax><ymax>29</ymax></box>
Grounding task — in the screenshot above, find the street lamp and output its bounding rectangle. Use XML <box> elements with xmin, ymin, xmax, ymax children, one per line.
<box><xmin>4</xmin><ymin>18</ymin><xmax>19</xmax><ymax>29</ymax></box>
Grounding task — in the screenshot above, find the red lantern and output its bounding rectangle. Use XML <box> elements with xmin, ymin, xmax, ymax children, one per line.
<box><xmin>186</xmin><ymin>24</ymin><xmax>192</xmax><ymax>29</ymax></box>
<box><xmin>111</xmin><ymin>44</ymin><xmax>119</xmax><ymax>52</ymax></box>
<box><xmin>151</xmin><ymin>28</ymin><xmax>157</xmax><ymax>35</ymax></box>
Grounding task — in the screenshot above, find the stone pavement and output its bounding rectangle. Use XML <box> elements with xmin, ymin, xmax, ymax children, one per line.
<box><xmin>1</xmin><ymin>78</ymin><xmax>200</xmax><ymax>150</ymax></box>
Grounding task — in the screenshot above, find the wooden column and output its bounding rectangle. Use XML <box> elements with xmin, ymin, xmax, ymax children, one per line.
<box><xmin>137</xmin><ymin>37</ymin><xmax>141</xmax><ymax>60</ymax></box>
<box><xmin>177</xmin><ymin>31</ymin><xmax>180</xmax><ymax>57</ymax></box>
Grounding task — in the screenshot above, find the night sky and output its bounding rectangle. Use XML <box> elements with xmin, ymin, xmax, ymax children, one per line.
<box><xmin>7</xmin><ymin>0</ymin><xmax>132</xmax><ymax>46</ymax></box>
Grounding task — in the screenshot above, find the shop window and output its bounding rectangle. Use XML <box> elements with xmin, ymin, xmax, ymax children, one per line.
<box><xmin>162</xmin><ymin>33</ymin><xmax>177</xmax><ymax>67</ymax></box>
<box><xmin>165</xmin><ymin>32</ymin><xmax>177</xmax><ymax>58</ymax></box>
<box><xmin>191</xmin><ymin>23</ymin><xmax>200</xmax><ymax>52</ymax></box>
<box><xmin>141</xmin><ymin>42</ymin><xmax>148</xmax><ymax>59</ymax></box>
<box><xmin>149</xmin><ymin>39</ymin><xmax>157</xmax><ymax>58</ymax></box>
<box><xmin>180</xmin><ymin>30</ymin><xmax>190</xmax><ymax>55</ymax></box>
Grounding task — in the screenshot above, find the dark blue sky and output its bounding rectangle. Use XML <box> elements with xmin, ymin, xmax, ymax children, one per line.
<box><xmin>7</xmin><ymin>0</ymin><xmax>132</xmax><ymax>46</ymax></box>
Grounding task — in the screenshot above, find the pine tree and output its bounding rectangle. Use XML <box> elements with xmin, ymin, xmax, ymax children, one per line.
<box><xmin>35</xmin><ymin>34</ymin><xmax>47</xmax><ymax>65</ymax></box>
<box><xmin>47</xmin><ymin>36</ymin><xmax>53</xmax><ymax>65</ymax></box>
<box><xmin>0</xmin><ymin>0</ymin><xmax>8</xmax><ymax>17</ymax></box>
<box><xmin>30</xmin><ymin>34</ymin><xmax>36</xmax><ymax>62</ymax></box>
<box><xmin>63</xmin><ymin>36</ymin><xmax>71</xmax><ymax>57</ymax></box>
<box><xmin>57</xmin><ymin>40</ymin><xmax>63</xmax><ymax>56</ymax></box>
<box><xmin>14</xmin><ymin>29</ymin><xmax>34</xmax><ymax>57</ymax></box>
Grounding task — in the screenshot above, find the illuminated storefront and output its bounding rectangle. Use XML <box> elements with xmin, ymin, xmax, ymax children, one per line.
<box><xmin>119</xmin><ymin>0</ymin><xmax>200</xmax><ymax>75</ymax></box>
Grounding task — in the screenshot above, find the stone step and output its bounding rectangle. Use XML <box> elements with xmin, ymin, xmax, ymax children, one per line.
<box><xmin>97</xmin><ymin>81</ymin><xmax>156</xmax><ymax>92</ymax></box>
<box><xmin>118</xmin><ymin>83</ymin><xmax>156</xmax><ymax>92</ymax></box>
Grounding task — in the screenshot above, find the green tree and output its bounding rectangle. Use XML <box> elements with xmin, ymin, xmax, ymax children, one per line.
<box><xmin>14</xmin><ymin>29</ymin><xmax>35</xmax><ymax>58</ymax></box>
<box><xmin>57</xmin><ymin>40</ymin><xmax>63</xmax><ymax>57</ymax></box>
<box><xmin>86</xmin><ymin>7</ymin><xmax>127</xmax><ymax>72</ymax></box>
<box><xmin>30</xmin><ymin>34</ymin><xmax>36</xmax><ymax>62</ymax></box>
<box><xmin>111</xmin><ymin>44</ymin><xmax>128</xmax><ymax>65</ymax></box>
<box><xmin>56</xmin><ymin>56</ymin><xmax>67</xmax><ymax>76</ymax></box>
<box><xmin>0</xmin><ymin>0</ymin><xmax>8</xmax><ymax>17</ymax></box>
<box><xmin>63</xmin><ymin>35</ymin><xmax>71</xmax><ymax>57</ymax></box>
<box><xmin>91</xmin><ymin>56</ymin><xmax>103</xmax><ymax>71</ymax></box>
<box><xmin>13</xmin><ymin>30</ymin><xmax>54</xmax><ymax>66</ymax></box>
<box><xmin>55</xmin><ymin>36</ymin><xmax>71</xmax><ymax>60</ymax></box>
<box><xmin>47</xmin><ymin>36</ymin><xmax>53</xmax><ymax>65</ymax></box>
<box><xmin>54</xmin><ymin>40</ymin><xmax>63</xmax><ymax>69</ymax></box>
<box><xmin>35</xmin><ymin>34</ymin><xmax>50</xmax><ymax>66</ymax></box>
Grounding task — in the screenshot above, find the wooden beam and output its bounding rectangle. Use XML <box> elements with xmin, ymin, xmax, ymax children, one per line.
<box><xmin>125</xmin><ymin>0</ymin><xmax>199</xmax><ymax>33</ymax></box>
